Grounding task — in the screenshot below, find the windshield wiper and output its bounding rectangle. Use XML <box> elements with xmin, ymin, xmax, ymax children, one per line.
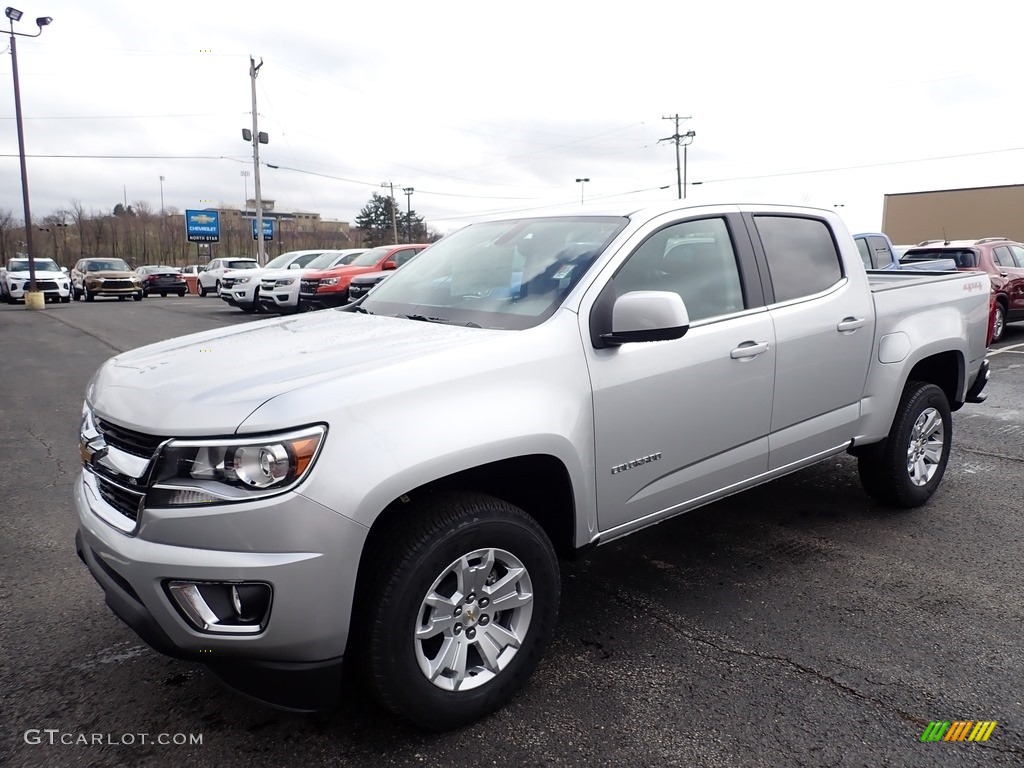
<box><xmin>350</xmin><ymin>305</ymin><xmax>373</xmax><ymax>314</ymax></box>
<box><xmin>401</xmin><ymin>314</ymin><xmax>481</xmax><ymax>328</ymax></box>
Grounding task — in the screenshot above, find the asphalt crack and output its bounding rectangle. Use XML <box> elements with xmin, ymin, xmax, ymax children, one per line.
<box><xmin>573</xmin><ymin>571</ymin><xmax>1023</xmax><ymax>756</ymax></box>
<box><xmin>27</xmin><ymin>427</ymin><xmax>70</xmax><ymax>482</ymax></box>
<box><xmin>959</xmin><ymin>446</ymin><xmax>1024</xmax><ymax>465</ymax></box>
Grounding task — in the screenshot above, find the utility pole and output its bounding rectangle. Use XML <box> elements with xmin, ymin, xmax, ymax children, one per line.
<box><xmin>249</xmin><ymin>57</ymin><xmax>266</xmax><ymax>265</ymax></box>
<box><xmin>402</xmin><ymin>187</ymin><xmax>414</xmax><ymax>242</ymax></box>
<box><xmin>381</xmin><ymin>181</ymin><xmax>398</xmax><ymax>245</ymax></box>
<box><xmin>660</xmin><ymin>114</ymin><xmax>695</xmax><ymax>200</ymax></box>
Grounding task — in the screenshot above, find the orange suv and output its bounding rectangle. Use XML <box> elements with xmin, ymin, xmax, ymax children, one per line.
<box><xmin>298</xmin><ymin>243</ymin><xmax>429</xmax><ymax>310</ymax></box>
<box><xmin>902</xmin><ymin>237</ymin><xmax>1024</xmax><ymax>342</ymax></box>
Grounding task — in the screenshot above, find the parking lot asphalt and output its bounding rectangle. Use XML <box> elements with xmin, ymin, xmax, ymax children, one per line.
<box><xmin>1</xmin><ymin>295</ymin><xmax>1022</xmax><ymax>767</ymax></box>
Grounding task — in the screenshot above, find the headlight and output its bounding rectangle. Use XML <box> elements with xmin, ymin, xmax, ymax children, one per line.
<box><xmin>234</xmin><ymin>276</ymin><xmax>252</xmax><ymax>284</ymax></box>
<box><xmin>147</xmin><ymin>425</ymin><xmax>326</xmax><ymax>506</ymax></box>
<box><xmin>131</xmin><ymin>276</ymin><xmax>141</xmax><ymax>284</ymax></box>
<box><xmin>275</xmin><ymin>278</ymin><xmax>295</xmax><ymax>286</ymax></box>
<box><xmin>321</xmin><ymin>278</ymin><xmax>340</xmax><ymax>286</ymax></box>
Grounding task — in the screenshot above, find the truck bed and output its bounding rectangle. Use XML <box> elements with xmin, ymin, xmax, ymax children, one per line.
<box><xmin>865</xmin><ymin>269</ymin><xmax>978</xmax><ymax>292</ymax></box>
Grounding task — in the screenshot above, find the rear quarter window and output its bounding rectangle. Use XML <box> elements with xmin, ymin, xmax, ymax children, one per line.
<box><xmin>753</xmin><ymin>216</ymin><xmax>843</xmax><ymax>303</ymax></box>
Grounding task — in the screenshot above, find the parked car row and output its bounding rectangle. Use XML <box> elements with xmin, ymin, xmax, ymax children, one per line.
<box><xmin>901</xmin><ymin>236</ymin><xmax>1024</xmax><ymax>342</ymax></box>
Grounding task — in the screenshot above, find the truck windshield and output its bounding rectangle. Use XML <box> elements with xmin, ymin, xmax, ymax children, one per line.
<box><xmin>361</xmin><ymin>216</ymin><xmax>627</xmax><ymax>330</ymax></box>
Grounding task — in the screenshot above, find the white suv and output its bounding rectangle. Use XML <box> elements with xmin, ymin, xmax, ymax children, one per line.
<box><xmin>258</xmin><ymin>249</ymin><xmax>366</xmax><ymax>314</ymax></box>
<box><xmin>196</xmin><ymin>258</ymin><xmax>259</xmax><ymax>297</ymax></box>
<box><xmin>220</xmin><ymin>250</ymin><xmax>326</xmax><ymax>313</ymax></box>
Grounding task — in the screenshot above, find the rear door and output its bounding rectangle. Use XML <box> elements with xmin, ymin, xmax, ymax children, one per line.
<box><xmin>998</xmin><ymin>245</ymin><xmax>1024</xmax><ymax>319</ymax></box>
<box><xmin>747</xmin><ymin>214</ymin><xmax>875</xmax><ymax>469</ymax></box>
<box><xmin>585</xmin><ymin>212</ymin><xmax>776</xmax><ymax>534</ymax></box>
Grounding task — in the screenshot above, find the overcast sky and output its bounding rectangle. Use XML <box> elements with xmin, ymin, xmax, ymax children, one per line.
<box><xmin>2</xmin><ymin>1</ymin><xmax>1023</xmax><ymax>238</ymax></box>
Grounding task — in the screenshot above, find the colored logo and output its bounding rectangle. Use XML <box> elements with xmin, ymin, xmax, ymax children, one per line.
<box><xmin>185</xmin><ymin>209</ymin><xmax>220</xmax><ymax>243</ymax></box>
<box><xmin>920</xmin><ymin>721</ymin><xmax>997</xmax><ymax>742</ymax></box>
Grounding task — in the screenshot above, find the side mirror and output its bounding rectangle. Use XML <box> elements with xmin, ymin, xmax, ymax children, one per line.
<box><xmin>288</xmin><ymin>263</ymin><xmax>301</xmax><ymax>269</ymax></box>
<box><xmin>61</xmin><ymin>266</ymin><xmax>69</xmax><ymax>274</ymax></box>
<box><xmin>600</xmin><ymin>291</ymin><xmax>690</xmax><ymax>346</ymax></box>
<box><xmin>383</xmin><ymin>260</ymin><xmax>398</xmax><ymax>270</ymax></box>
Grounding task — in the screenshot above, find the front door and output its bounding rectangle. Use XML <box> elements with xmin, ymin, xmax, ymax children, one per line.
<box><xmin>585</xmin><ymin>213</ymin><xmax>776</xmax><ymax>535</ymax></box>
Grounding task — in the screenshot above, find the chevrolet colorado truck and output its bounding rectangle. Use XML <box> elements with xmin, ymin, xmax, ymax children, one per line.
<box><xmin>74</xmin><ymin>203</ymin><xmax>991</xmax><ymax>730</ymax></box>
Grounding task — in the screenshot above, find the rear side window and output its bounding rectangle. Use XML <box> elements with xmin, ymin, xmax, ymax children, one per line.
<box><xmin>1009</xmin><ymin>245</ymin><xmax>1024</xmax><ymax>267</ymax></box>
<box><xmin>855</xmin><ymin>238</ymin><xmax>871</xmax><ymax>269</ymax></box>
<box><xmin>754</xmin><ymin>216</ymin><xmax>843</xmax><ymax>303</ymax></box>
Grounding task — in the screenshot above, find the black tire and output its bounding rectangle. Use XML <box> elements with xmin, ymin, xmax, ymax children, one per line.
<box><xmin>133</xmin><ymin>292</ymin><xmax>143</xmax><ymax>302</ymax></box>
<box><xmin>72</xmin><ymin>286</ymin><xmax>81</xmax><ymax>301</ymax></box>
<box><xmin>858</xmin><ymin>381</ymin><xmax>952</xmax><ymax>508</ymax></box>
<box><xmin>159</xmin><ymin>292</ymin><xmax>166</xmax><ymax>297</ymax></box>
<box><xmin>60</xmin><ymin>296</ymin><xmax>70</xmax><ymax>303</ymax></box>
<box><xmin>991</xmin><ymin>302</ymin><xmax>1006</xmax><ymax>344</ymax></box>
<box><xmin>84</xmin><ymin>286</ymin><xmax>94</xmax><ymax>302</ymax></box>
<box><xmin>118</xmin><ymin>296</ymin><xmax>126</xmax><ymax>301</ymax></box>
<box><xmin>198</xmin><ymin>282</ymin><xmax>208</xmax><ymax>297</ymax></box>
<box><xmin>358</xmin><ymin>492</ymin><xmax>560</xmax><ymax>730</ymax></box>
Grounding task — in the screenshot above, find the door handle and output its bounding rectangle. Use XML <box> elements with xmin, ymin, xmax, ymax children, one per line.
<box><xmin>730</xmin><ymin>341</ymin><xmax>769</xmax><ymax>359</ymax></box>
<box><xmin>837</xmin><ymin>317</ymin><xmax>866</xmax><ymax>333</ymax></box>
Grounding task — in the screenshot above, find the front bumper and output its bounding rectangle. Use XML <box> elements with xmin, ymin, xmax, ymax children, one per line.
<box><xmin>74</xmin><ymin>469</ymin><xmax>367</xmax><ymax>710</ymax></box>
<box><xmin>6</xmin><ymin>281</ymin><xmax>71</xmax><ymax>300</ymax></box>
<box><xmin>85</xmin><ymin>282</ymin><xmax>141</xmax><ymax>297</ymax></box>
<box><xmin>259</xmin><ymin>283</ymin><xmax>301</xmax><ymax>313</ymax></box>
<box><xmin>299</xmin><ymin>290</ymin><xmax>348</xmax><ymax>311</ymax></box>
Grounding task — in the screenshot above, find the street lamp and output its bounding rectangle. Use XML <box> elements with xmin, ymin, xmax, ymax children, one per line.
<box><xmin>575</xmin><ymin>178</ymin><xmax>590</xmax><ymax>204</ymax></box>
<box><xmin>380</xmin><ymin>181</ymin><xmax>399</xmax><ymax>245</ymax></box>
<box><xmin>402</xmin><ymin>187</ymin><xmax>414</xmax><ymax>243</ymax></box>
<box><xmin>681</xmin><ymin>130</ymin><xmax>695</xmax><ymax>200</ymax></box>
<box><xmin>6</xmin><ymin>7</ymin><xmax>52</xmax><ymax>310</ymax></box>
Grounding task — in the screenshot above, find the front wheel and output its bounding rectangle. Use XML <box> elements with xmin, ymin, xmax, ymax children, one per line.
<box><xmin>198</xmin><ymin>282</ymin><xmax>208</xmax><ymax>297</ymax></box>
<box><xmin>84</xmin><ymin>286</ymin><xmax>94</xmax><ymax>302</ymax></box>
<box><xmin>133</xmin><ymin>292</ymin><xmax>143</xmax><ymax>302</ymax></box>
<box><xmin>359</xmin><ymin>492</ymin><xmax>560</xmax><ymax>730</ymax></box>
<box><xmin>858</xmin><ymin>381</ymin><xmax>952</xmax><ymax>508</ymax></box>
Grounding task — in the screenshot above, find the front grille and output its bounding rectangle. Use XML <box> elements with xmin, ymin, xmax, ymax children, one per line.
<box><xmin>300</xmin><ymin>279</ymin><xmax>319</xmax><ymax>295</ymax></box>
<box><xmin>37</xmin><ymin>280</ymin><xmax>59</xmax><ymax>291</ymax></box>
<box><xmin>96</xmin><ymin>475</ymin><xmax>144</xmax><ymax>523</ymax></box>
<box><xmin>98</xmin><ymin>418</ymin><xmax>164</xmax><ymax>458</ymax></box>
<box><xmin>260</xmin><ymin>280</ymin><xmax>276</xmax><ymax>291</ymax></box>
<box><xmin>101</xmin><ymin>280</ymin><xmax>133</xmax><ymax>290</ymax></box>
<box><xmin>221</xmin><ymin>277</ymin><xmax>236</xmax><ymax>288</ymax></box>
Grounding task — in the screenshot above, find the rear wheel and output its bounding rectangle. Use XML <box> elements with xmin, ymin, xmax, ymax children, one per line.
<box><xmin>858</xmin><ymin>381</ymin><xmax>952</xmax><ymax>508</ymax></box>
<box><xmin>358</xmin><ymin>492</ymin><xmax>559</xmax><ymax>730</ymax></box>
<box><xmin>991</xmin><ymin>302</ymin><xmax>1006</xmax><ymax>343</ymax></box>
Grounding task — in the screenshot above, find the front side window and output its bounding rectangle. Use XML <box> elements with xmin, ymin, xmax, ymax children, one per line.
<box><xmin>867</xmin><ymin>236</ymin><xmax>893</xmax><ymax>268</ymax></box>
<box><xmin>611</xmin><ymin>218</ymin><xmax>745</xmax><ymax>322</ymax></box>
<box><xmin>754</xmin><ymin>216</ymin><xmax>843</xmax><ymax>303</ymax></box>
<box><xmin>993</xmin><ymin>246</ymin><xmax>1015</xmax><ymax>268</ymax></box>
<box><xmin>363</xmin><ymin>216</ymin><xmax>626</xmax><ymax>330</ymax></box>
<box><xmin>1008</xmin><ymin>245</ymin><xmax>1024</xmax><ymax>267</ymax></box>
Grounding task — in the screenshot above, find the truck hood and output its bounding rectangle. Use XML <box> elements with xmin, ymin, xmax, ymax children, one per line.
<box><xmin>88</xmin><ymin>311</ymin><xmax>502</xmax><ymax>436</ymax></box>
<box><xmin>304</xmin><ymin>264</ymin><xmax>378</xmax><ymax>280</ymax></box>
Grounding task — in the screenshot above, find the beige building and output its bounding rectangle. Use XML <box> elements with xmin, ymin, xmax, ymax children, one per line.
<box><xmin>882</xmin><ymin>184</ymin><xmax>1024</xmax><ymax>245</ymax></box>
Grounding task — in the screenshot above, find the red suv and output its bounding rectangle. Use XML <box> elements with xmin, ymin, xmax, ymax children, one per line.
<box><xmin>298</xmin><ymin>243</ymin><xmax>429</xmax><ymax>310</ymax></box>
<box><xmin>902</xmin><ymin>237</ymin><xmax>1024</xmax><ymax>342</ymax></box>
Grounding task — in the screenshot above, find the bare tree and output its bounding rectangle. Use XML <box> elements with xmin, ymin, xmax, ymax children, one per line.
<box><xmin>0</xmin><ymin>209</ymin><xmax>16</xmax><ymax>263</ymax></box>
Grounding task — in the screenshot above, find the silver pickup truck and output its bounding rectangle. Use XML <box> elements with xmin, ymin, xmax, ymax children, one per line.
<box><xmin>75</xmin><ymin>203</ymin><xmax>991</xmax><ymax>730</ymax></box>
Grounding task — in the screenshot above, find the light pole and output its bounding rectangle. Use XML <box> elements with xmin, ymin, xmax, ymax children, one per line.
<box><xmin>242</xmin><ymin>57</ymin><xmax>268</xmax><ymax>264</ymax></box>
<box><xmin>575</xmin><ymin>177</ymin><xmax>590</xmax><ymax>204</ymax></box>
<box><xmin>681</xmin><ymin>130</ymin><xmax>695</xmax><ymax>199</ymax></box>
<box><xmin>402</xmin><ymin>187</ymin><xmax>414</xmax><ymax>243</ymax></box>
<box><xmin>158</xmin><ymin>175</ymin><xmax>166</xmax><ymax>262</ymax></box>
<box><xmin>5</xmin><ymin>7</ymin><xmax>52</xmax><ymax>310</ymax></box>
<box><xmin>380</xmin><ymin>181</ymin><xmax>399</xmax><ymax>245</ymax></box>
<box><xmin>241</xmin><ymin>170</ymin><xmax>250</xmax><ymax>208</ymax></box>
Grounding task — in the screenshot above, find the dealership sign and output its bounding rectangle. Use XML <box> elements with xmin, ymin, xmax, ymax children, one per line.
<box><xmin>251</xmin><ymin>218</ymin><xmax>274</xmax><ymax>241</ymax></box>
<box><xmin>185</xmin><ymin>210</ymin><xmax>220</xmax><ymax>243</ymax></box>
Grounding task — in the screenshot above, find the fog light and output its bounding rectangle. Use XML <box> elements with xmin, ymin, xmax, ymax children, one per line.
<box><xmin>167</xmin><ymin>581</ymin><xmax>272</xmax><ymax>635</ymax></box>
